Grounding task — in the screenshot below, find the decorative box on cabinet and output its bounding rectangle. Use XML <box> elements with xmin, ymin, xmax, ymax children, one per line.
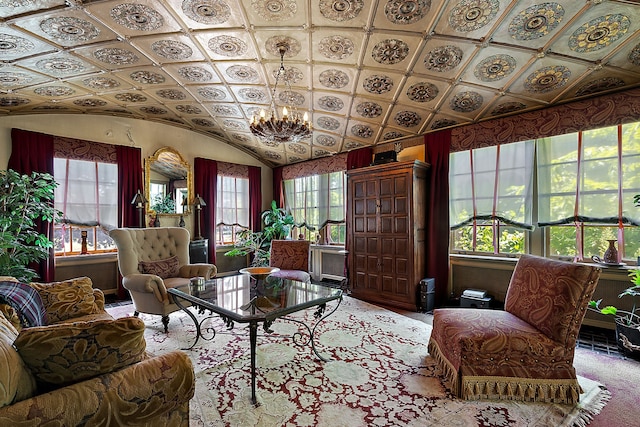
<box><xmin>189</xmin><ymin>239</ymin><xmax>209</xmax><ymax>264</ymax></box>
<box><xmin>347</xmin><ymin>160</ymin><xmax>429</xmax><ymax>311</ymax></box>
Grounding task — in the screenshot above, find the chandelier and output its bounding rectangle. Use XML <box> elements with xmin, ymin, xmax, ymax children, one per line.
<box><xmin>250</xmin><ymin>42</ymin><xmax>311</xmax><ymax>144</ymax></box>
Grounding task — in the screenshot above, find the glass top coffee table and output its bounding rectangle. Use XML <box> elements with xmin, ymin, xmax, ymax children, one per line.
<box><xmin>168</xmin><ymin>274</ymin><xmax>343</xmax><ymax>405</ymax></box>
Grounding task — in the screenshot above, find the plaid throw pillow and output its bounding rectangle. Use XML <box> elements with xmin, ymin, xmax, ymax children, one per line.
<box><xmin>0</xmin><ymin>281</ymin><xmax>47</xmax><ymax>327</ymax></box>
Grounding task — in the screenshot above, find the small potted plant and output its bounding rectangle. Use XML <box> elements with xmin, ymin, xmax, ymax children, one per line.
<box><xmin>589</xmin><ymin>269</ymin><xmax>640</xmax><ymax>358</ymax></box>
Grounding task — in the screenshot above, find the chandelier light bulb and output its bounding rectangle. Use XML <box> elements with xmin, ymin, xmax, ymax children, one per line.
<box><xmin>282</xmin><ymin>107</ymin><xmax>288</xmax><ymax>119</ymax></box>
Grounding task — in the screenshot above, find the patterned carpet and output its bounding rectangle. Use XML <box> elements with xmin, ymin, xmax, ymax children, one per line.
<box><xmin>108</xmin><ymin>296</ymin><xmax>610</xmax><ymax>427</ymax></box>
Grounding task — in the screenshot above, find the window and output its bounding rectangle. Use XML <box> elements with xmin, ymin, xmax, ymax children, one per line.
<box><xmin>53</xmin><ymin>158</ymin><xmax>118</xmax><ymax>255</ymax></box>
<box><xmin>283</xmin><ymin>171</ymin><xmax>346</xmax><ymax>244</ymax></box>
<box><xmin>216</xmin><ymin>175</ymin><xmax>249</xmax><ymax>245</ymax></box>
<box><xmin>450</xmin><ymin>122</ymin><xmax>640</xmax><ymax>262</ymax></box>
<box><xmin>450</xmin><ymin>141</ymin><xmax>534</xmax><ymax>255</ymax></box>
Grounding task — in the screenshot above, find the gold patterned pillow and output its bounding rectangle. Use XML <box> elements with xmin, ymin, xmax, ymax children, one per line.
<box><xmin>29</xmin><ymin>277</ymin><xmax>96</xmax><ymax>323</ymax></box>
<box><xmin>14</xmin><ymin>317</ymin><xmax>146</xmax><ymax>387</ymax></box>
<box><xmin>0</xmin><ymin>314</ymin><xmax>36</xmax><ymax>407</ymax></box>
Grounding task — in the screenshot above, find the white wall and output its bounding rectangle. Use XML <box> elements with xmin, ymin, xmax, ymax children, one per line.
<box><xmin>0</xmin><ymin>114</ymin><xmax>274</xmax><ymax>213</ymax></box>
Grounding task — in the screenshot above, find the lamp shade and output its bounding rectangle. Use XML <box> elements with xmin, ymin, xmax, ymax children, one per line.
<box><xmin>193</xmin><ymin>194</ymin><xmax>206</xmax><ymax>208</ymax></box>
<box><xmin>131</xmin><ymin>189</ymin><xmax>147</xmax><ymax>207</ymax></box>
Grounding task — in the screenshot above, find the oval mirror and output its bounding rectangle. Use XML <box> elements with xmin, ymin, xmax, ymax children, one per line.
<box><xmin>145</xmin><ymin>147</ymin><xmax>192</xmax><ymax>216</ymax></box>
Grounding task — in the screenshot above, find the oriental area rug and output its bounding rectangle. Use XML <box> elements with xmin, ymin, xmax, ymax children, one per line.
<box><xmin>108</xmin><ymin>296</ymin><xmax>610</xmax><ymax>427</ymax></box>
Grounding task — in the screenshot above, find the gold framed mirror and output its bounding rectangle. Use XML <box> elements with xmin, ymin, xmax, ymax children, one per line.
<box><xmin>145</xmin><ymin>147</ymin><xmax>193</xmax><ymax>216</ymax></box>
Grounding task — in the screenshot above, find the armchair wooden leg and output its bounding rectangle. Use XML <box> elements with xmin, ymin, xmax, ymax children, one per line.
<box><xmin>134</xmin><ymin>311</ymin><xmax>139</xmax><ymax>317</ymax></box>
<box><xmin>161</xmin><ymin>315</ymin><xmax>170</xmax><ymax>333</ymax></box>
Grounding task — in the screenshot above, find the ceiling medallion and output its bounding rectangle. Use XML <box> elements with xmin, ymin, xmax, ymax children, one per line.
<box><xmin>509</xmin><ymin>3</ymin><xmax>564</xmax><ymax>41</ymax></box>
<box><xmin>208</xmin><ymin>35</ymin><xmax>247</xmax><ymax>57</ymax></box>
<box><xmin>384</xmin><ymin>131</ymin><xmax>405</xmax><ymax>140</ymax></box>
<box><xmin>317</xmin><ymin>116</ymin><xmax>340</xmax><ymax>130</ymax></box>
<box><xmin>252</xmin><ymin>0</ymin><xmax>297</xmax><ymax>21</ymax></box>
<box><xmin>629</xmin><ymin>43</ymin><xmax>640</xmax><ymax>66</ymax></box>
<box><xmin>274</xmin><ymin>66</ymin><xmax>303</xmax><ymax>84</ymax></box>
<box><xmin>250</xmin><ymin>42</ymin><xmax>311</xmax><ymax>144</ymax></box>
<box><xmin>0</xmin><ymin>96</ymin><xmax>29</xmax><ymax>107</ymax></box>
<box><xmin>0</xmin><ymin>71</ymin><xmax>32</xmax><ymax>86</ymax></box>
<box><xmin>406</xmin><ymin>82</ymin><xmax>439</xmax><ymax>102</ymax></box>
<box><xmin>40</xmin><ymin>17</ymin><xmax>99</xmax><ymax>43</ymax></box>
<box><xmin>319</xmin><ymin>69</ymin><xmax>349</xmax><ymax>89</ymax></box>
<box><xmin>35</xmin><ymin>58</ymin><xmax>86</xmax><ymax>76</ymax></box>
<box><xmin>178</xmin><ymin>66</ymin><xmax>212</xmax><ymax>82</ymax></box>
<box><xmin>94</xmin><ymin>48</ymin><xmax>139</xmax><ymax>65</ymax></box>
<box><xmin>266</xmin><ymin>36</ymin><xmax>300</xmax><ymax>57</ymax></box>
<box><xmin>82</xmin><ymin>77</ymin><xmax>120</xmax><ymax>90</ymax></box>
<box><xmin>318</xmin><ymin>95</ymin><xmax>344</xmax><ymax>111</ymax></box>
<box><xmin>288</xmin><ymin>143</ymin><xmax>307</xmax><ymax>154</ymax></box>
<box><xmin>182</xmin><ymin>0</ymin><xmax>231</xmax><ymax>25</ymax></box>
<box><xmin>0</xmin><ymin>33</ymin><xmax>34</xmax><ymax>56</ymax></box>
<box><xmin>424</xmin><ymin>45</ymin><xmax>463</xmax><ymax>72</ymax></box>
<box><xmin>449</xmin><ymin>0</ymin><xmax>499</xmax><ymax>33</ymax></box>
<box><xmin>211</xmin><ymin>105</ymin><xmax>238</xmax><ymax>115</ymax></box>
<box><xmin>491</xmin><ymin>101</ymin><xmax>526</xmax><ymax>116</ymax></box>
<box><xmin>394</xmin><ymin>110</ymin><xmax>422</xmax><ymax>127</ymax></box>
<box><xmin>319</xmin><ymin>0</ymin><xmax>364</xmax><ymax>22</ymax></box>
<box><xmin>156</xmin><ymin>89</ymin><xmax>186</xmax><ymax>100</ymax></box>
<box><xmin>363</xmin><ymin>74</ymin><xmax>394</xmax><ymax>94</ymax></box>
<box><xmin>231</xmin><ymin>134</ymin><xmax>250</xmax><ymax>143</ymax></box>
<box><xmin>319</xmin><ymin>35</ymin><xmax>355</xmax><ymax>60</ymax></box>
<box><xmin>351</xmin><ymin>124</ymin><xmax>373</xmax><ymax>138</ymax></box>
<box><xmin>569</xmin><ymin>14</ymin><xmax>630</xmax><ymax>53</ymax></box>
<box><xmin>33</xmin><ymin>86</ymin><xmax>76</xmax><ymax>96</ymax></box>
<box><xmin>223</xmin><ymin>119</ymin><xmax>247</xmax><ymax>130</ymax></box>
<box><xmin>524</xmin><ymin>65</ymin><xmax>571</xmax><ymax>93</ymax></box>
<box><xmin>141</xmin><ymin>106</ymin><xmax>168</xmax><ymax>115</ymax></box>
<box><xmin>199</xmin><ymin>87</ymin><xmax>227</xmax><ymax>100</ymax></box>
<box><xmin>315</xmin><ymin>149</ymin><xmax>332</xmax><ymax>156</ymax></box>
<box><xmin>450</xmin><ymin>91</ymin><xmax>483</xmax><ymax>112</ymax></box>
<box><xmin>372</xmin><ymin>39</ymin><xmax>409</xmax><ymax>65</ymax></box>
<box><xmin>110</xmin><ymin>3</ymin><xmax>163</xmax><ymax>31</ymax></box>
<box><xmin>264</xmin><ymin>151</ymin><xmax>282</xmax><ymax>161</ymax></box>
<box><xmin>151</xmin><ymin>40</ymin><xmax>193</xmax><ymax>60</ymax></box>
<box><xmin>225</xmin><ymin>65</ymin><xmax>259</xmax><ymax>82</ymax></box>
<box><xmin>130</xmin><ymin>70</ymin><xmax>165</xmax><ymax>85</ymax></box>
<box><xmin>385</xmin><ymin>0</ymin><xmax>430</xmax><ymax>25</ymax></box>
<box><xmin>356</xmin><ymin>101</ymin><xmax>382</xmax><ymax>118</ymax></box>
<box><xmin>345</xmin><ymin>141</ymin><xmax>364</xmax><ymax>149</ymax></box>
<box><xmin>74</xmin><ymin>99</ymin><xmax>107</xmax><ymax>108</ymax></box>
<box><xmin>238</xmin><ymin>88</ymin><xmax>267</xmax><ymax>102</ymax></box>
<box><xmin>474</xmin><ymin>54</ymin><xmax>516</xmax><ymax>82</ymax></box>
<box><xmin>192</xmin><ymin>118</ymin><xmax>217</xmax><ymax>127</ymax></box>
<box><xmin>278</xmin><ymin>90</ymin><xmax>305</xmax><ymax>106</ymax></box>
<box><xmin>316</xmin><ymin>135</ymin><xmax>337</xmax><ymax>146</ymax></box>
<box><xmin>576</xmin><ymin>77</ymin><xmax>625</xmax><ymax>97</ymax></box>
<box><xmin>115</xmin><ymin>93</ymin><xmax>147</xmax><ymax>103</ymax></box>
<box><xmin>431</xmin><ymin>118</ymin><xmax>458</xmax><ymax>129</ymax></box>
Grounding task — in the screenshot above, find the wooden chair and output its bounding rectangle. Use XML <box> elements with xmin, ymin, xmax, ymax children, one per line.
<box><xmin>428</xmin><ymin>255</ymin><xmax>601</xmax><ymax>404</ymax></box>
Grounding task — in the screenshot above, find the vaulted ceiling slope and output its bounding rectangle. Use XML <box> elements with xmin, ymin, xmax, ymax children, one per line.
<box><xmin>1</xmin><ymin>0</ymin><xmax>639</xmax><ymax>167</ymax></box>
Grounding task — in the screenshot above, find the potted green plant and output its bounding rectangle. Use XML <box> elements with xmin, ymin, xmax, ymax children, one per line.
<box><xmin>0</xmin><ymin>169</ymin><xmax>60</xmax><ymax>282</ymax></box>
<box><xmin>589</xmin><ymin>269</ymin><xmax>640</xmax><ymax>358</ymax></box>
<box><xmin>225</xmin><ymin>200</ymin><xmax>297</xmax><ymax>267</ymax></box>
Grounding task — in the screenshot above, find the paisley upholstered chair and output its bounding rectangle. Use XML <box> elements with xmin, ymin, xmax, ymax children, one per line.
<box><xmin>111</xmin><ymin>227</ymin><xmax>216</xmax><ymax>332</ymax></box>
<box><xmin>428</xmin><ymin>255</ymin><xmax>601</xmax><ymax>404</ymax></box>
<box><xmin>269</xmin><ymin>239</ymin><xmax>311</xmax><ymax>283</ymax></box>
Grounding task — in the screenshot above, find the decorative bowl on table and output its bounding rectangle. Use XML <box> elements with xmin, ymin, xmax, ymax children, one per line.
<box><xmin>239</xmin><ymin>266</ymin><xmax>280</xmax><ymax>281</ymax></box>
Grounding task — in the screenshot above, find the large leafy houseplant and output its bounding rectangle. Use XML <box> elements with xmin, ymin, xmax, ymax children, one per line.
<box><xmin>225</xmin><ymin>200</ymin><xmax>296</xmax><ymax>267</ymax></box>
<box><xmin>589</xmin><ymin>269</ymin><xmax>640</xmax><ymax>327</ymax></box>
<box><xmin>0</xmin><ymin>169</ymin><xmax>60</xmax><ymax>282</ymax></box>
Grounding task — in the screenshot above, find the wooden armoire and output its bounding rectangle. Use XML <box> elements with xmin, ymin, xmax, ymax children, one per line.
<box><xmin>347</xmin><ymin>160</ymin><xmax>429</xmax><ymax>311</ymax></box>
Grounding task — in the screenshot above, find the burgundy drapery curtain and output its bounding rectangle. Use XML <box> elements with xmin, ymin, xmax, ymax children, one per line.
<box><xmin>425</xmin><ymin>130</ymin><xmax>451</xmax><ymax>307</ymax></box>
<box><xmin>248</xmin><ymin>166</ymin><xmax>262</xmax><ymax>231</ymax></box>
<box><xmin>194</xmin><ymin>157</ymin><xmax>218</xmax><ymax>264</ymax></box>
<box><xmin>344</xmin><ymin>147</ymin><xmax>374</xmax><ymax>283</ymax></box>
<box><xmin>272</xmin><ymin>166</ymin><xmax>284</xmax><ymax>208</ymax></box>
<box><xmin>116</xmin><ymin>145</ymin><xmax>143</xmax><ymax>228</ymax></box>
<box><xmin>8</xmin><ymin>128</ymin><xmax>56</xmax><ymax>282</ymax></box>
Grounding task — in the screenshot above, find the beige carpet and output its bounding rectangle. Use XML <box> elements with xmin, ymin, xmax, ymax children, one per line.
<box><xmin>109</xmin><ymin>296</ymin><xmax>610</xmax><ymax>426</ymax></box>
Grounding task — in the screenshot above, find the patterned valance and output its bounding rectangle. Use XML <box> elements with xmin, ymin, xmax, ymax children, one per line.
<box><xmin>281</xmin><ymin>152</ymin><xmax>347</xmax><ymax>180</ymax></box>
<box><xmin>217</xmin><ymin>161</ymin><xmax>248</xmax><ymax>178</ymax></box>
<box><xmin>451</xmin><ymin>87</ymin><xmax>640</xmax><ymax>152</ymax></box>
<box><xmin>53</xmin><ymin>136</ymin><xmax>117</xmax><ymax>163</ymax></box>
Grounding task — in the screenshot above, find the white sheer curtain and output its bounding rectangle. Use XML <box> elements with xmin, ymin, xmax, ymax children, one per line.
<box><xmin>216</xmin><ymin>176</ymin><xmax>249</xmax><ymax>228</ymax></box>
<box><xmin>54</xmin><ymin>158</ymin><xmax>118</xmax><ymax>229</ymax></box>
<box><xmin>450</xmin><ymin>140</ymin><xmax>535</xmax><ymax>230</ymax></box>
<box><xmin>537</xmin><ymin>124</ymin><xmax>640</xmax><ymax>226</ymax></box>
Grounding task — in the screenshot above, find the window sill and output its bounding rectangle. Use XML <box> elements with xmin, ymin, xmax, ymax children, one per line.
<box><xmin>55</xmin><ymin>252</ymin><xmax>117</xmax><ymax>266</ymax></box>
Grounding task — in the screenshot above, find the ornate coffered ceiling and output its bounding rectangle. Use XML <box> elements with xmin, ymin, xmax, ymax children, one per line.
<box><xmin>0</xmin><ymin>0</ymin><xmax>639</xmax><ymax>166</ymax></box>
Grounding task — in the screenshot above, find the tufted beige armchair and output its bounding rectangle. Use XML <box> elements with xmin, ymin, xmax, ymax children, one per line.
<box><xmin>110</xmin><ymin>227</ymin><xmax>216</xmax><ymax>332</ymax></box>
